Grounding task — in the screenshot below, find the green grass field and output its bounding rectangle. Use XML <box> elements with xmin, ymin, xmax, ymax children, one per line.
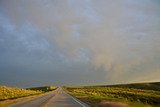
<box><xmin>64</xmin><ymin>82</ymin><xmax>160</xmax><ymax>107</ymax></box>
<box><xmin>0</xmin><ymin>85</ymin><xmax>57</xmax><ymax>101</ymax></box>
<box><xmin>0</xmin><ymin>86</ymin><xmax>42</xmax><ymax>101</ymax></box>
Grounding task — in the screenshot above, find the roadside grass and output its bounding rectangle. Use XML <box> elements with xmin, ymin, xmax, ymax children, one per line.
<box><xmin>0</xmin><ymin>85</ymin><xmax>57</xmax><ymax>107</ymax></box>
<box><xmin>0</xmin><ymin>86</ymin><xmax>42</xmax><ymax>101</ymax></box>
<box><xmin>64</xmin><ymin>82</ymin><xmax>160</xmax><ymax>107</ymax></box>
<box><xmin>0</xmin><ymin>85</ymin><xmax>57</xmax><ymax>101</ymax></box>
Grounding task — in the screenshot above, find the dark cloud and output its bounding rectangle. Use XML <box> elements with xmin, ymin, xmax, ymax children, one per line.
<box><xmin>0</xmin><ymin>0</ymin><xmax>160</xmax><ymax>87</ymax></box>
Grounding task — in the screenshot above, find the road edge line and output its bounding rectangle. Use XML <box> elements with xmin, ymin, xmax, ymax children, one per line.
<box><xmin>67</xmin><ymin>93</ymin><xmax>87</xmax><ymax>107</ymax></box>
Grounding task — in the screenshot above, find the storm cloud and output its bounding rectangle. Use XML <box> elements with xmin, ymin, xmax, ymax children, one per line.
<box><xmin>0</xmin><ymin>0</ymin><xmax>160</xmax><ymax>87</ymax></box>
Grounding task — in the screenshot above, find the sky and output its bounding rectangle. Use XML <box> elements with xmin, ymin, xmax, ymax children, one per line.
<box><xmin>0</xmin><ymin>0</ymin><xmax>160</xmax><ymax>87</ymax></box>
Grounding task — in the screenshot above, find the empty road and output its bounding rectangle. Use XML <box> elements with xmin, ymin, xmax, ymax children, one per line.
<box><xmin>10</xmin><ymin>87</ymin><xmax>88</xmax><ymax>107</ymax></box>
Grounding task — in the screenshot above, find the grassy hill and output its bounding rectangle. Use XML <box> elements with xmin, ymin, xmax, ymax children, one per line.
<box><xmin>0</xmin><ymin>85</ymin><xmax>57</xmax><ymax>101</ymax></box>
<box><xmin>102</xmin><ymin>82</ymin><xmax>160</xmax><ymax>91</ymax></box>
<box><xmin>64</xmin><ymin>82</ymin><xmax>160</xmax><ymax>107</ymax></box>
<box><xmin>0</xmin><ymin>86</ymin><xmax>42</xmax><ymax>101</ymax></box>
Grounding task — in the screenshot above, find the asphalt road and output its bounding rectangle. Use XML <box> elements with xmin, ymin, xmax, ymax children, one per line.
<box><xmin>10</xmin><ymin>87</ymin><xmax>88</xmax><ymax>107</ymax></box>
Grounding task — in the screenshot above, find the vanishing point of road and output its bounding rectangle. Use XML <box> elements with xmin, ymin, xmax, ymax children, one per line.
<box><xmin>10</xmin><ymin>87</ymin><xmax>89</xmax><ymax>107</ymax></box>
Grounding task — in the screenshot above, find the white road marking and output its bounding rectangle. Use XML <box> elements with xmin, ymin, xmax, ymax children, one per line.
<box><xmin>66</xmin><ymin>93</ymin><xmax>86</xmax><ymax>107</ymax></box>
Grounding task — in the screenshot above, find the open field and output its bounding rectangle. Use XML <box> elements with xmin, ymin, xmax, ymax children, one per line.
<box><xmin>64</xmin><ymin>82</ymin><xmax>160</xmax><ymax>107</ymax></box>
<box><xmin>0</xmin><ymin>85</ymin><xmax>57</xmax><ymax>107</ymax></box>
<box><xmin>103</xmin><ymin>82</ymin><xmax>160</xmax><ymax>91</ymax></box>
<box><xmin>0</xmin><ymin>86</ymin><xmax>42</xmax><ymax>101</ymax></box>
<box><xmin>0</xmin><ymin>85</ymin><xmax>57</xmax><ymax>101</ymax></box>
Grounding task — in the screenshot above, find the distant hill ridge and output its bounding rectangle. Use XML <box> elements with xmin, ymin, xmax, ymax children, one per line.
<box><xmin>99</xmin><ymin>82</ymin><xmax>160</xmax><ymax>91</ymax></box>
<box><xmin>26</xmin><ymin>86</ymin><xmax>57</xmax><ymax>92</ymax></box>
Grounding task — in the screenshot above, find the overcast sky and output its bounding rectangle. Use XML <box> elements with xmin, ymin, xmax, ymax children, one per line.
<box><xmin>0</xmin><ymin>0</ymin><xmax>160</xmax><ymax>87</ymax></box>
